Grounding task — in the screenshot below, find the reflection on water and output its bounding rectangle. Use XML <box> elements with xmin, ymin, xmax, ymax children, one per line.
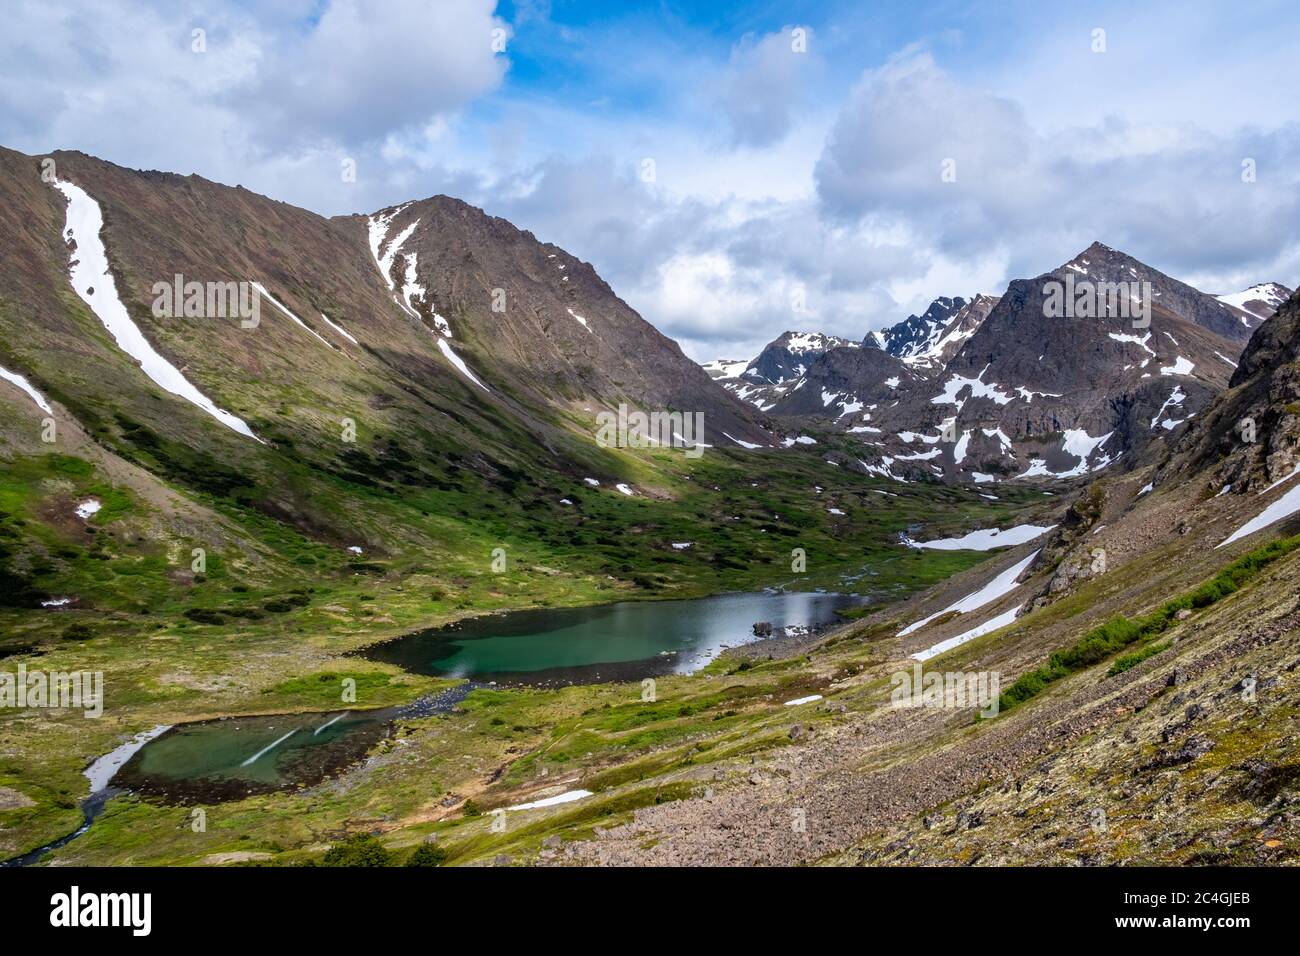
<box><xmin>108</xmin><ymin>684</ymin><xmax>473</xmax><ymax>805</ymax></box>
<box><xmin>360</xmin><ymin>590</ymin><xmax>860</xmax><ymax>685</ymax></box>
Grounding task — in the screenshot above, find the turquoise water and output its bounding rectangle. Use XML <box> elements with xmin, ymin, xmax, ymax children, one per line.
<box><xmin>361</xmin><ymin>590</ymin><xmax>859</xmax><ymax>684</ymax></box>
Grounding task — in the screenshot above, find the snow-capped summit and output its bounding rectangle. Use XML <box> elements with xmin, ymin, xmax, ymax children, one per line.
<box><xmin>746</xmin><ymin>331</ymin><xmax>860</xmax><ymax>386</ymax></box>
<box><xmin>865</xmin><ymin>295</ymin><xmax>998</xmax><ymax>370</ymax></box>
<box><xmin>1216</xmin><ymin>282</ymin><xmax>1292</xmax><ymax>328</ymax></box>
<box><xmin>701</xmin><ymin>358</ymin><xmax>751</xmax><ymax>381</ymax></box>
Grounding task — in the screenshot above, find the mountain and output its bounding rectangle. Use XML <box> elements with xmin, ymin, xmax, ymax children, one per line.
<box><xmin>866</xmin><ymin>295</ymin><xmax>966</xmax><ymax>357</ymax></box>
<box><xmin>529</xmin><ymin>288</ymin><xmax>1300</xmax><ymax>867</ymax></box>
<box><xmin>0</xmin><ymin>147</ymin><xmax>772</xmax><ymax>499</ymax></box>
<box><xmin>765</xmin><ymin>344</ymin><xmax>920</xmax><ymax>419</ymax></box>
<box><xmin>706</xmin><ymin>330</ymin><xmax>861</xmax><ymax>412</ymax></box>
<box><xmin>746</xmin><ymin>330</ymin><xmax>860</xmax><ymax>386</ymax></box>
<box><xmin>1216</xmin><ymin>282</ymin><xmax>1292</xmax><ymax>328</ymax></box>
<box><xmin>864</xmin><ymin>294</ymin><xmax>999</xmax><ymax>371</ymax></box>
<box><xmin>351</xmin><ymin>196</ymin><xmax>773</xmax><ymax>447</ymax></box>
<box><xmin>752</xmin><ymin>243</ymin><xmax>1281</xmax><ymax>485</ymax></box>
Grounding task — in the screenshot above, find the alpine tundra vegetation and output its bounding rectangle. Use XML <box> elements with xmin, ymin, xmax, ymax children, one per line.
<box><xmin>1</xmin><ymin>0</ymin><xmax>1299</xmax><ymax>874</ymax></box>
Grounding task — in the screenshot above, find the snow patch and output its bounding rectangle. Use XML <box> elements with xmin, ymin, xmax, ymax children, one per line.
<box><xmin>53</xmin><ymin>179</ymin><xmax>260</xmax><ymax>441</ymax></box>
<box><xmin>567</xmin><ymin>308</ymin><xmax>594</xmax><ymax>333</ymax></box>
<box><xmin>1218</xmin><ymin>482</ymin><xmax>1300</xmax><ymax>548</ymax></box>
<box><xmin>507</xmin><ymin>789</ymin><xmax>593</xmax><ymax>811</ymax></box>
<box><xmin>722</xmin><ymin>432</ymin><xmax>763</xmax><ymax>449</ymax></box>
<box><xmin>319</xmin><ymin>312</ymin><xmax>358</xmax><ymax>345</ymax></box>
<box><xmin>436</xmin><ymin>338</ymin><xmax>489</xmax><ymax>391</ymax></box>
<box><xmin>903</xmin><ymin>524</ymin><xmax>1054</xmax><ymax>552</ymax></box>
<box><xmin>250</xmin><ymin>282</ymin><xmax>332</xmax><ymax>348</ymax></box>
<box><xmin>898</xmin><ymin>550</ymin><xmax>1039</xmax><ymax>638</ymax></box>
<box><xmin>0</xmin><ymin>365</ymin><xmax>52</xmax><ymax>414</ymax></box>
<box><xmin>1108</xmin><ymin>331</ymin><xmax>1155</xmax><ymax>357</ymax></box>
<box><xmin>931</xmin><ymin>366</ymin><xmax>1013</xmax><ymax>408</ymax></box>
<box><xmin>912</xmin><ymin>605</ymin><xmax>1022</xmax><ymax>662</ymax></box>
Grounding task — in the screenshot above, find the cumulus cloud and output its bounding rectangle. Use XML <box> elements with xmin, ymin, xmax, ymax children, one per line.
<box><xmin>234</xmin><ymin>0</ymin><xmax>508</xmax><ymax>149</ymax></box>
<box><xmin>816</xmin><ymin>51</ymin><xmax>1032</xmax><ymax>227</ymax></box>
<box><xmin>814</xmin><ymin>51</ymin><xmax>1300</xmax><ymax>285</ymax></box>
<box><xmin>0</xmin><ymin>0</ymin><xmax>508</xmax><ymax>209</ymax></box>
<box><xmin>718</xmin><ymin>27</ymin><xmax>820</xmax><ymax>148</ymax></box>
<box><xmin>2</xmin><ymin>4</ymin><xmax>1296</xmax><ymax>364</ymax></box>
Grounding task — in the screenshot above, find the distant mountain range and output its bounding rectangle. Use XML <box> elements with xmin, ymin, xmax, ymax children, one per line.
<box><xmin>706</xmin><ymin>241</ymin><xmax>1291</xmax><ymax>484</ymax></box>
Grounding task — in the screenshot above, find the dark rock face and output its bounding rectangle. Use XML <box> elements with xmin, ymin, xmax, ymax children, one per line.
<box><xmin>357</xmin><ymin>195</ymin><xmax>774</xmax><ymax>448</ymax></box>
<box><xmin>1156</xmin><ymin>286</ymin><xmax>1300</xmax><ymax>495</ymax></box>
<box><xmin>867</xmin><ymin>296</ymin><xmax>968</xmax><ymax>359</ymax></box>
<box><xmin>864</xmin><ymin>294</ymin><xmax>999</xmax><ymax>373</ymax></box>
<box><xmin>746</xmin><ymin>331</ymin><xmax>861</xmax><ymax>386</ymax></box>
<box><xmin>768</xmin><ymin>346</ymin><xmax>918</xmax><ymax>418</ymax></box>
<box><xmin>728</xmin><ymin>243</ymin><xmax>1261</xmax><ymax>484</ymax></box>
<box><xmin>1231</xmin><ymin>287</ymin><xmax>1300</xmax><ymax>387</ymax></box>
<box><xmin>1063</xmin><ymin>241</ymin><xmax>1255</xmax><ymax>343</ymax></box>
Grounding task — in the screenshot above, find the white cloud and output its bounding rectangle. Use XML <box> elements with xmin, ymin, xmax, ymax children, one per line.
<box><xmin>2</xmin><ymin>3</ymin><xmax>1296</xmax><ymax>367</ymax></box>
<box><xmin>718</xmin><ymin>27</ymin><xmax>821</xmax><ymax>147</ymax></box>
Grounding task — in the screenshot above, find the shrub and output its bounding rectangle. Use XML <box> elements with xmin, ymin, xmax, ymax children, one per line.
<box><xmin>1108</xmin><ymin>641</ymin><xmax>1171</xmax><ymax>676</ymax></box>
<box><xmin>404</xmin><ymin>842</ymin><xmax>448</xmax><ymax>867</ymax></box>
<box><xmin>996</xmin><ymin>533</ymin><xmax>1300</xmax><ymax>715</ymax></box>
<box><xmin>183</xmin><ymin>607</ymin><xmax>225</xmax><ymax>625</ymax></box>
<box><xmin>320</xmin><ymin>834</ymin><xmax>392</xmax><ymax>867</ymax></box>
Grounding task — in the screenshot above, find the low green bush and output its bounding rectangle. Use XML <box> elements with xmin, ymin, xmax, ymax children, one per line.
<box><xmin>997</xmin><ymin>534</ymin><xmax>1300</xmax><ymax>714</ymax></box>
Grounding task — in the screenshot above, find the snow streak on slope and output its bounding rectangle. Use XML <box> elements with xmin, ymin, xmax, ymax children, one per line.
<box><xmin>1218</xmin><ymin>481</ymin><xmax>1300</xmax><ymax>548</ymax></box>
<box><xmin>52</xmin><ymin>179</ymin><xmax>260</xmax><ymax>441</ymax></box>
<box><xmin>367</xmin><ymin>204</ymin><xmax>413</xmax><ymax>294</ymax></box>
<box><xmin>506</xmin><ymin>789</ymin><xmax>593</xmax><ymax>811</ymax></box>
<box><xmin>250</xmin><ymin>282</ymin><xmax>333</xmax><ymax>348</ymax></box>
<box><xmin>319</xmin><ymin>313</ymin><xmax>358</xmax><ymax>345</ymax></box>
<box><xmin>567</xmin><ymin>308</ymin><xmax>595</xmax><ymax>334</ymax></box>
<box><xmin>0</xmin><ymin>365</ymin><xmax>52</xmax><ymax>413</ymax></box>
<box><xmin>898</xmin><ymin>549</ymin><xmax>1038</xmax><ymax>637</ymax></box>
<box><xmin>912</xmin><ymin>605</ymin><xmax>1022</xmax><ymax>662</ymax></box>
<box><xmin>369</xmin><ymin>206</ymin><xmax>481</xmax><ymax>387</ymax></box>
<box><xmin>436</xmin><ymin>337</ymin><xmax>489</xmax><ymax>392</ymax></box>
<box><xmin>903</xmin><ymin>524</ymin><xmax>1054</xmax><ymax>551</ymax></box>
<box><xmin>368</xmin><ymin>205</ymin><xmax>434</xmax><ymax>324</ymax></box>
<box><xmin>722</xmin><ymin>432</ymin><xmax>763</xmax><ymax>449</ymax></box>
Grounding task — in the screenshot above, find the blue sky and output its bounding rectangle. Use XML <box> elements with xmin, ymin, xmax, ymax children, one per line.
<box><xmin>3</xmin><ymin>0</ymin><xmax>1298</xmax><ymax>360</ymax></box>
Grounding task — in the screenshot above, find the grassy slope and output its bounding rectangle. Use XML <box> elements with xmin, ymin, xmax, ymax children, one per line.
<box><xmin>0</xmin><ymin>426</ymin><xmax>1049</xmax><ymax>861</ymax></box>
